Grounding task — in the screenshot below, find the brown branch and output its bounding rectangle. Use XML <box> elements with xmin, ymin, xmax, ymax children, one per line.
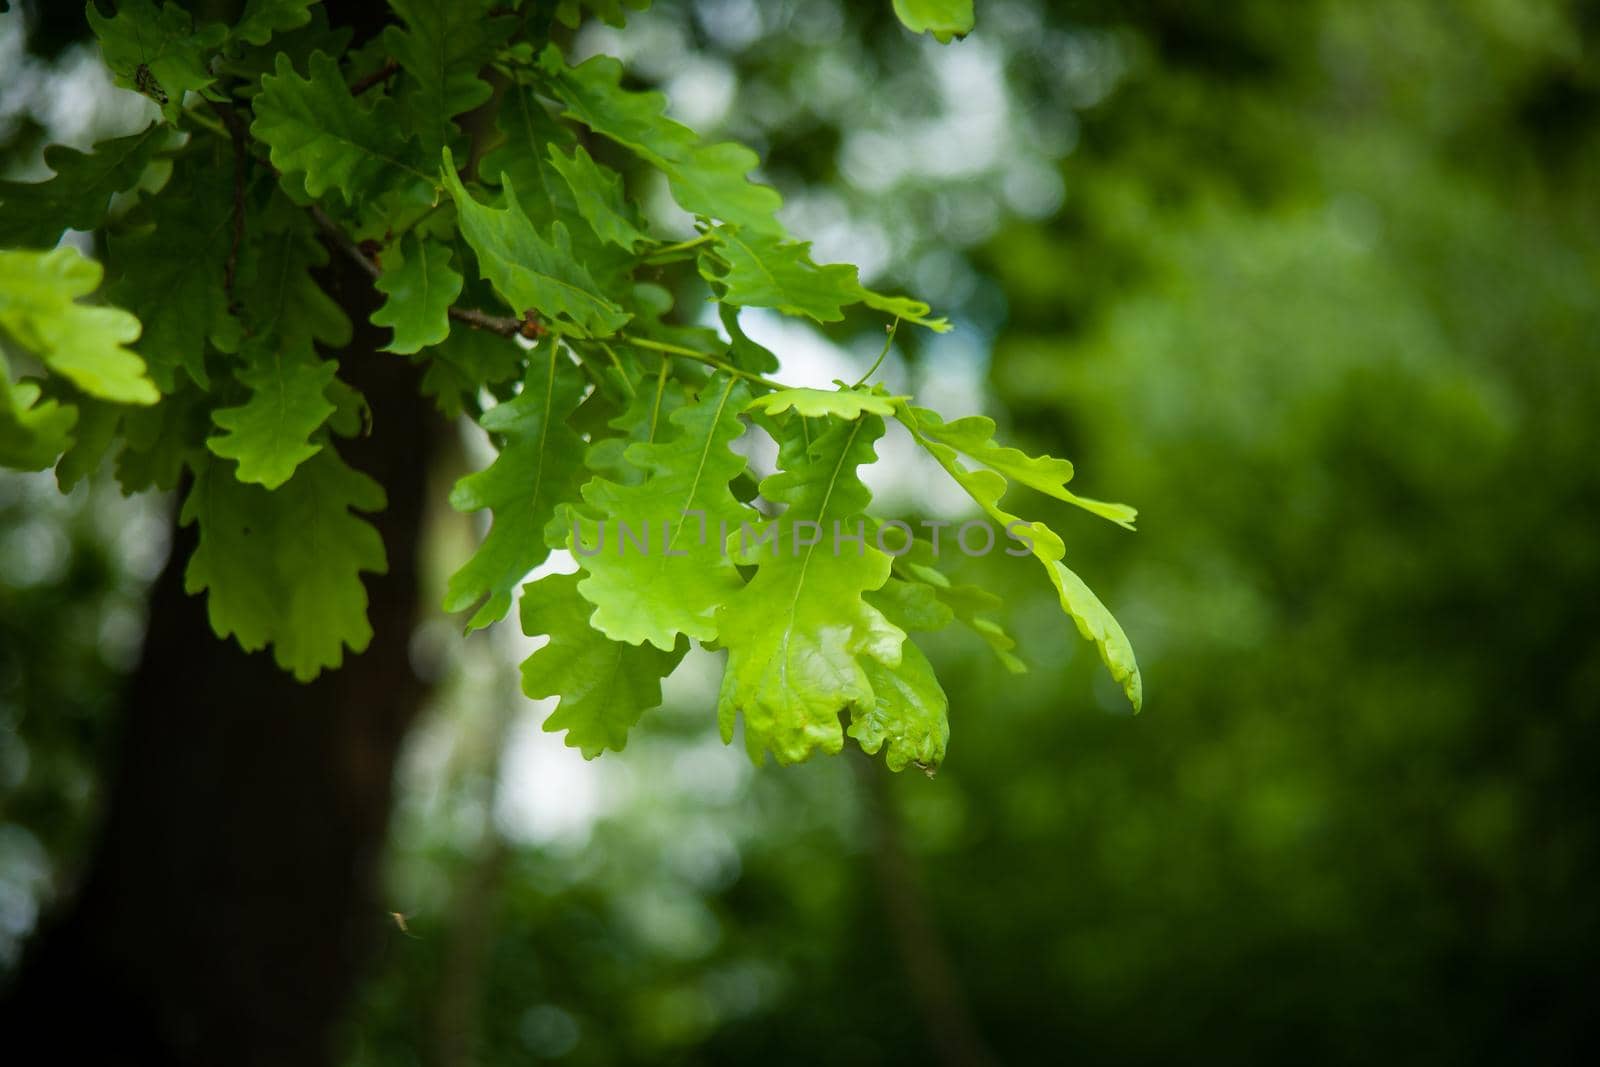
<box><xmin>308</xmin><ymin>203</ymin><xmax>381</xmax><ymax>280</ymax></box>
<box><xmin>208</xmin><ymin>99</ymin><xmax>248</xmax><ymax>303</ymax></box>
<box><xmin>350</xmin><ymin>59</ymin><xmax>400</xmax><ymax>96</ymax></box>
<box><xmin>306</xmin><ymin>203</ymin><xmax>531</xmax><ymax>339</ymax></box>
<box><xmin>451</xmin><ymin>306</ymin><xmax>527</xmax><ymax>339</ymax></box>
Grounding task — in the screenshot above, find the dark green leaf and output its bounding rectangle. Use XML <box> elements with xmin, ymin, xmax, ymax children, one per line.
<box><xmin>182</xmin><ymin>447</ymin><xmax>387</xmax><ymax>681</ymax></box>
<box><xmin>540</xmin><ymin>47</ymin><xmax>786</xmax><ymax>235</ymax></box>
<box><xmin>0</xmin><ymin>355</ymin><xmax>76</xmax><ymax>472</ymax></box>
<box><xmin>441</xmin><ymin>149</ymin><xmax>630</xmax><ymax>337</ymax></box>
<box><xmin>382</xmin><ymin>0</ymin><xmax>515</xmax><ymax>160</ymax></box>
<box><xmin>252</xmin><ymin>51</ymin><xmax>428</xmax><ymax>205</ymax></box>
<box><xmin>206</xmin><ymin>337</ymin><xmax>337</xmax><ymax>488</ymax></box>
<box><xmin>87</xmin><ymin>0</ymin><xmax>226</xmax><ymax>121</ymax></box>
<box><xmin>0</xmin><ymin>124</ymin><xmax>164</xmax><ymax>249</ymax></box>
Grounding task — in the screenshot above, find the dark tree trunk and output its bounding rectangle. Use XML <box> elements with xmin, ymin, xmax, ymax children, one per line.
<box><xmin>2</xmin><ymin>248</ymin><xmax>437</xmax><ymax>1065</ymax></box>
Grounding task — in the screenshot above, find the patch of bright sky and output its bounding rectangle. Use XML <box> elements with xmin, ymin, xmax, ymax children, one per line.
<box><xmin>0</xmin><ymin>11</ymin><xmax>154</xmax><ymax>172</ymax></box>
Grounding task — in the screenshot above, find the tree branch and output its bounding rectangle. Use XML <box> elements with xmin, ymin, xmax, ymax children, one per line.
<box><xmin>349</xmin><ymin>59</ymin><xmax>400</xmax><ymax>96</ymax></box>
<box><xmin>306</xmin><ymin>204</ymin><xmax>531</xmax><ymax>338</ymax></box>
<box><xmin>451</xmin><ymin>306</ymin><xmax>527</xmax><ymax>339</ymax></box>
<box><xmin>207</xmin><ymin>99</ymin><xmax>249</xmax><ymax>303</ymax></box>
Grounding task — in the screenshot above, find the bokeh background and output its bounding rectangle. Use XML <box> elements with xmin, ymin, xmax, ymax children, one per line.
<box><xmin>4</xmin><ymin>0</ymin><xmax>1600</xmax><ymax>1063</ymax></box>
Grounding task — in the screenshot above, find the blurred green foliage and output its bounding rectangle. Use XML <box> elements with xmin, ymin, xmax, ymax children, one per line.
<box><xmin>347</xmin><ymin>1</ymin><xmax>1600</xmax><ymax>1063</ymax></box>
<box><xmin>0</xmin><ymin>473</ymin><xmax>158</xmax><ymax>967</ymax></box>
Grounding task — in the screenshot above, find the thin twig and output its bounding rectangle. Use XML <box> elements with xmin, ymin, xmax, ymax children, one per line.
<box><xmin>621</xmin><ymin>334</ymin><xmax>784</xmax><ymax>391</ymax></box>
<box><xmin>308</xmin><ymin>203</ymin><xmax>381</xmax><ymax>279</ymax></box>
<box><xmin>207</xmin><ymin>99</ymin><xmax>249</xmax><ymax>303</ymax></box>
<box><xmin>307</xmin><ymin>204</ymin><xmax>529</xmax><ymax>338</ymax></box>
<box><xmin>350</xmin><ymin>59</ymin><xmax>400</xmax><ymax>96</ymax></box>
<box><xmin>597</xmin><ymin>341</ymin><xmax>637</xmax><ymax>397</ymax></box>
<box><xmin>852</xmin><ymin>318</ymin><xmax>900</xmax><ymax>388</ymax></box>
<box><xmin>450</xmin><ymin>306</ymin><xmax>524</xmax><ymax>338</ymax></box>
<box><xmin>182</xmin><ymin>96</ymin><xmax>793</xmax><ymax>383</ymax></box>
<box><xmin>641</xmin><ymin>231</ymin><xmax>714</xmax><ymax>263</ymax></box>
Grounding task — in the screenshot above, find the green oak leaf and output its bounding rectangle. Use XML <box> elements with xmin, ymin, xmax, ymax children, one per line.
<box><xmin>892</xmin><ymin>0</ymin><xmax>975</xmax><ymax>43</ymax></box>
<box><xmin>417</xmin><ymin>328</ymin><xmax>524</xmax><ymax>419</ymax></box>
<box><xmin>478</xmin><ymin>87</ymin><xmax>638</xmax><ymax>295</ymax></box>
<box><xmin>896</xmin><ymin>402</ymin><xmax>1142</xmax><ymax>709</ymax></box>
<box><xmin>252</xmin><ymin>51</ymin><xmax>426</xmax><ymax>204</ymax></box>
<box><xmin>520</xmin><ymin>571</ymin><xmax>687</xmax><ymax>757</ymax></box>
<box><xmin>856</xmin><ymin>575</ymin><xmax>953</xmax><ymax>773</ymax></box>
<box><xmin>571</xmin><ymin>375</ymin><xmax>757</xmax><ymax>649</ymax></box>
<box><xmin>699</xmin><ymin>231</ymin><xmax>949</xmax><ymax>331</ymax></box>
<box><xmin>218</xmin><ymin>5</ymin><xmax>352</xmax><ymax>83</ymax></box>
<box><xmin>0</xmin><ymin>354</ymin><xmax>77</xmax><ymax>471</ymax></box>
<box><xmin>701</xmin><ymin>226</ymin><xmax>862</xmax><ymax>323</ymax></box>
<box><xmin>553</xmin><ymin>0</ymin><xmax>650</xmax><ymax>29</ymax></box>
<box><xmin>715</xmin><ymin>413</ymin><xmax>906</xmax><ymax>764</ymax></box>
<box><xmin>206</xmin><ymin>337</ymin><xmax>337</xmax><ymax>488</ymax></box>
<box><xmin>115</xmin><ymin>383</ymin><xmax>209</xmax><ymax>493</ymax></box>
<box><xmin>718</xmin><ymin>305</ymin><xmax>781</xmax><ymax>374</ymax></box>
<box><xmin>371</xmin><ymin>234</ymin><xmax>462</xmax><ymax>354</ymax></box>
<box><xmin>540</xmin><ymin>47</ymin><xmax>786</xmax><ymax>235</ymax></box>
<box><xmin>182</xmin><ymin>447</ymin><xmax>387</xmax><ymax>682</ymax></box>
<box><xmin>581</xmin><ymin>361</ymin><xmax>688</xmax><ymax>484</ymax></box>
<box><xmin>322</xmin><ymin>374</ymin><xmax>369</xmax><ymax>438</ymax></box>
<box><xmin>865</xmin><ymin>576</ymin><xmax>955</xmax><ymax>633</ymax></box>
<box><xmin>54</xmin><ymin>396</ymin><xmax>121</xmax><ymax>489</ymax></box>
<box><xmin>620</xmin><ymin>307</ymin><xmax>725</xmax><ymax>370</ymax></box>
<box><xmin>913</xmin><ymin>410</ymin><xmax>1138</xmax><ymax>529</ymax></box>
<box><xmin>894</xmin><ymin>544</ymin><xmax>1026</xmax><ymax>673</ymax></box>
<box><xmin>234</xmin><ymin>193</ymin><xmax>352</xmax><ymax>351</ymax></box>
<box><xmin>445</xmin><ymin>343</ymin><xmax>587</xmax><ymax>630</ymax></box>
<box><xmin>229</xmin><ymin>0</ymin><xmax>317</xmax><ymax>47</ymax></box>
<box><xmin>854</xmin><ymin>638</ymin><xmax>949</xmax><ymax>773</ymax></box>
<box><xmin>106</xmin><ymin>145</ymin><xmax>243</xmax><ymax>391</ymax></box>
<box><xmin>859</xmin><ymin>288</ymin><xmax>951</xmax><ymax>333</ymax></box>
<box><xmin>441</xmin><ymin>148</ymin><xmax>630</xmax><ymax>337</ymax></box>
<box><xmin>546</xmin><ymin>144</ymin><xmax>649</xmax><ymax>250</ymax></box>
<box><xmin>491</xmin><ymin>90</ymin><xmax>648</xmax><ymax>300</ymax></box>
<box><xmin>747</xmin><ymin>386</ymin><xmax>907</xmax><ymax>420</ymax></box>
<box><xmin>87</xmin><ymin>0</ymin><xmax>226</xmax><ymax>121</ymax></box>
<box><xmin>938</xmin><ymin>582</ymin><xmax>1025</xmax><ymax>673</ymax></box>
<box><xmin>479</xmin><ymin>85</ymin><xmax>580</xmax><ymax>224</ymax></box>
<box><xmin>0</xmin><ymin>246</ymin><xmax>156</xmax><ymax>405</ymax></box>
<box><xmin>382</xmin><ymin>0</ymin><xmax>515</xmax><ymax>160</ymax></box>
<box><xmin>0</xmin><ymin>124</ymin><xmax>164</xmax><ymax>249</ymax></box>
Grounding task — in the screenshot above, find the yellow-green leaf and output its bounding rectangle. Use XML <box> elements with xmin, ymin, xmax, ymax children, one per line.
<box><xmin>0</xmin><ymin>246</ymin><xmax>156</xmax><ymax>405</ymax></box>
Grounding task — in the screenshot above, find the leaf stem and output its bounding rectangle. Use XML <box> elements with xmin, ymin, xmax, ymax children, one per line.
<box><xmin>597</xmin><ymin>341</ymin><xmax>636</xmax><ymax>397</ymax></box>
<box><xmin>182</xmin><ymin>107</ymin><xmax>229</xmax><ymax>139</ymax></box>
<box><xmin>206</xmin><ymin>99</ymin><xmax>249</xmax><ymax>304</ymax></box>
<box><xmin>620</xmin><ymin>334</ymin><xmax>785</xmax><ymax>392</ymax></box>
<box><xmin>852</xmin><ymin>318</ymin><xmax>900</xmax><ymax>388</ymax></box>
<box><xmin>640</xmin><ymin>231</ymin><xmax>715</xmax><ymax>264</ymax></box>
<box><xmin>350</xmin><ymin>59</ymin><xmax>400</xmax><ymax>96</ymax></box>
<box><xmin>307</xmin><ymin>204</ymin><xmax>526</xmax><ymax>337</ymax></box>
<box><xmin>309</xmin><ymin>204</ymin><xmax>381</xmax><ymax>280</ymax></box>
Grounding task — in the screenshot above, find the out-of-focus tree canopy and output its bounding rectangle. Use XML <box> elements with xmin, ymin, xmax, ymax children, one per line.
<box><xmin>339</xmin><ymin>2</ymin><xmax>1600</xmax><ymax>1063</ymax></box>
